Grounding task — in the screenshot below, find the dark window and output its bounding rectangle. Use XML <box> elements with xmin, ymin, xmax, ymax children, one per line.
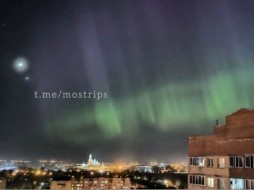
<box><xmin>230</xmin><ymin>156</ymin><xmax>234</xmax><ymax>167</ymax></box>
<box><xmin>245</xmin><ymin>180</ymin><xmax>249</xmax><ymax>189</ymax></box>
<box><xmin>245</xmin><ymin>155</ymin><xmax>254</xmax><ymax>168</ymax></box>
<box><xmin>189</xmin><ymin>175</ymin><xmax>204</xmax><ymax>186</ymax></box>
<box><xmin>235</xmin><ymin>156</ymin><xmax>244</xmax><ymax>168</ymax></box>
<box><xmin>207</xmin><ymin>158</ymin><xmax>213</xmax><ymax>167</ymax></box>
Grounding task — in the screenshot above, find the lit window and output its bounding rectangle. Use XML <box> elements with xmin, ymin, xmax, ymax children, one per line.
<box><xmin>190</xmin><ymin>157</ymin><xmax>205</xmax><ymax>167</ymax></box>
<box><xmin>230</xmin><ymin>178</ymin><xmax>244</xmax><ymax>190</ymax></box>
<box><xmin>207</xmin><ymin>177</ymin><xmax>214</xmax><ymax>188</ymax></box>
<box><xmin>218</xmin><ymin>158</ymin><xmax>225</xmax><ymax>168</ymax></box>
<box><xmin>218</xmin><ymin>178</ymin><xmax>225</xmax><ymax>189</ymax></box>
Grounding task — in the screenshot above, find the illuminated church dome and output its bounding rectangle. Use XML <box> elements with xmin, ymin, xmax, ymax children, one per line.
<box><xmin>87</xmin><ymin>154</ymin><xmax>100</xmax><ymax>166</ymax></box>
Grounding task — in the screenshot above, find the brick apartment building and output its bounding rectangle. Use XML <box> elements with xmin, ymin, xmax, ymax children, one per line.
<box><xmin>188</xmin><ymin>108</ymin><xmax>254</xmax><ymax>189</ymax></box>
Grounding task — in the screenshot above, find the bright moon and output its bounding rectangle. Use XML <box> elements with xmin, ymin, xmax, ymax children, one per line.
<box><xmin>13</xmin><ymin>57</ymin><xmax>29</xmax><ymax>73</ymax></box>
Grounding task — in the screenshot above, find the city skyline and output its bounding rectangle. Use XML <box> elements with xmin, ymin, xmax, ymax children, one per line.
<box><xmin>1</xmin><ymin>0</ymin><xmax>254</xmax><ymax>162</ymax></box>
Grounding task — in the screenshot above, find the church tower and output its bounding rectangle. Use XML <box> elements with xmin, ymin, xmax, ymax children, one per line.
<box><xmin>87</xmin><ymin>153</ymin><xmax>93</xmax><ymax>166</ymax></box>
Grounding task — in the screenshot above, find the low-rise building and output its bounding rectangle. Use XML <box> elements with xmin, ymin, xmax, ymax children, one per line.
<box><xmin>51</xmin><ymin>179</ymin><xmax>72</xmax><ymax>190</ymax></box>
<box><xmin>51</xmin><ymin>177</ymin><xmax>131</xmax><ymax>190</ymax></box>
<box><xmin>83</xmin><ymin>177</ymin><xmax>131</xmax><ymax>189</ymax></box>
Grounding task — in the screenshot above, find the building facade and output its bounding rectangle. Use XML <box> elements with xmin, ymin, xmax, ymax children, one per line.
<box><xmin>188</xmin><ymin>108</ymin><xmax>254</xmax><ymax>189</ymax></box>
<box><xmin>83</xmin><ymin>177</ymin><xmax>131</xmax><ymax>189</ymax></box>
<box><xmin>51</xmin><ymin>180</ymin><xmax>72</xmax><ymax>190</ymax></box>
<box><xmin>51</xmin><ymin>177</ymin><xmax>131</xmax><ymax>190</ymax></box>
<box><xmin>0</xmin><ymin>178</ymin><xmax>6</xmax><ymax>189</ymax></box>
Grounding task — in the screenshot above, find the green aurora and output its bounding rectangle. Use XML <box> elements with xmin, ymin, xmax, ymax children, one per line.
<box><xmin>46</xmin><ymin>67</ymin><xmax>254</xmax><ymax>143</ymax></box>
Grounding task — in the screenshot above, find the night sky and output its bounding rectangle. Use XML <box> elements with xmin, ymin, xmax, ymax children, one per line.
<box><xmin>1</xmin><ymin>0</ymin><xmax>254</xmax><ymax>162</ymax></box>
